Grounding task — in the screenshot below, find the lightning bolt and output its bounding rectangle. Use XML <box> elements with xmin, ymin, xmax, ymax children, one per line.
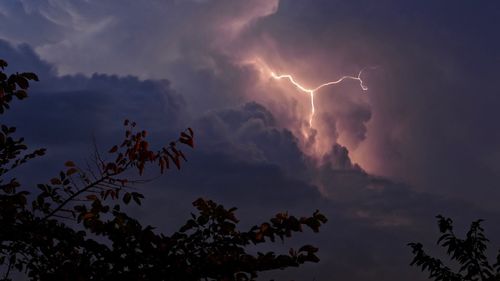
<box><xmin>270</xmin><ymin>67</ymin><xmax>371</xmax><ymax>127</ymax></box>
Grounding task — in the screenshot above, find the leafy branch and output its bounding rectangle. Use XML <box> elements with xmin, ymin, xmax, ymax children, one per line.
<box><xmin>409</xmin><ymin>216</ymin><xmax>500</xmax><ymax>281</ymax></box>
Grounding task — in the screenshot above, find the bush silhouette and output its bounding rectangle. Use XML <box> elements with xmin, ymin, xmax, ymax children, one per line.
<box><xmin>409</xmin><ymin>215</ymin><xmax>500</xmax><ymax>281</ymax></box>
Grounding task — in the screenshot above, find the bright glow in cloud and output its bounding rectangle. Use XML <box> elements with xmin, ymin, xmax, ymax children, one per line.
<box><xmin>270</xmin><ymin>68</ymin><xmax>371</xmax><ymax>127</ymax></box>
<box><xmin>244</xmin><ymin>58</ymin><xmax>376</xmax><ymax>161</ymax></box>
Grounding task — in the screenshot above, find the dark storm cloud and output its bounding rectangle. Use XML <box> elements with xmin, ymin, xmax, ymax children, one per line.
<box><xmin>193</xmin><ymin>102</ymin><xmax>311</xmax><ymax>177</ymax></box>
<box><xmin>0</xmin><ymin>39</ymin><xmax>186</xmax><ymax>181</ymax></box>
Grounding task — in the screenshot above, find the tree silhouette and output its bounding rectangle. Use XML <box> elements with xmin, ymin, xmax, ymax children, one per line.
<box><xmin>409</xmin><ymin>215</ymin><xmax>500</xmax><ymax>281</ymax></box>
<box><xmin>0</xmin><ymin>59</ymin><xmax>327</xmax><ymax>281</ymax></box>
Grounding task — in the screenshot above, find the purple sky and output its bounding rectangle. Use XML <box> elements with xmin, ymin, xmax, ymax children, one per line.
<box><xmin>1</xmin><ymin>1</ymin><xmax>500</xmax><ymax>280</ymax></box>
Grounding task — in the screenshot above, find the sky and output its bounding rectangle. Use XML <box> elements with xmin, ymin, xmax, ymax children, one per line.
<box><xmin>1</xmin><ymin>0</ymin><xmax>500</xmax><ymax>280</ymax></box>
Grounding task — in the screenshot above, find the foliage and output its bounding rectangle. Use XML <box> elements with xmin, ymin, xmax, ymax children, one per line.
<box><xmin>409</xmin><ymin>215</ymin><xmax>500</xmax><ymax>281</ymax></box>
<box><xmin>0</xmin><ymin>59</ymin><xmax>327</xmax><ymax>281</ymax></box>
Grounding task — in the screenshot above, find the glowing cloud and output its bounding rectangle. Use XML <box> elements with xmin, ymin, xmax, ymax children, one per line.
<box><xmin>270</xmin><ymin>68</ymin><xmax>371</xmax><ymax>127</ymax></box>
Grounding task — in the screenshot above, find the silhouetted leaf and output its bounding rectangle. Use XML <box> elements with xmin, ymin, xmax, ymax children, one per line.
<box><xmin>123</xmin><ymin>192</ymin><xmax>131</xmax><ymax>204</ymax></box>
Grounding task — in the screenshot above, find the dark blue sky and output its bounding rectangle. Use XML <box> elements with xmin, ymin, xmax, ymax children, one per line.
<box><xmin>1</xmin><ymin>1</ymin><xmax>500</xmax><ymax>280</ymax></box>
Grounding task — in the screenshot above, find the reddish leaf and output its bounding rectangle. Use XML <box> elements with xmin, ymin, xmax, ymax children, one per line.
<box><xmin>14</xmin><ymin>90</ymin><xmax>28</xmax><ymax>99</ymax></box>
<box><xmin>179</xmin><ymin>137</ymin><xmax>194</xmax><ymax>148</ymax></box>
<box><xmin>83</xmin><ymin>213</ymin><xmax>94</xmax><ymax>220</ymax></box>
<box><xmin>20</xmin><ymin>72</ymin><xmax>39</xmax><ymax>81</ymax></box>
<box><xmin>15</xmin><ymin>76</ymin><xmax>29</xmax><ymax>90</ymax></box>
<box><xmin>50</xmin><ymin>178</ymin><xmax>62</xmax><ymax>185</ymax></box>
<box><xmin>66</xmin><ymin>168</ymin><xmax>78</xmax><ymax>176</ymax></box>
